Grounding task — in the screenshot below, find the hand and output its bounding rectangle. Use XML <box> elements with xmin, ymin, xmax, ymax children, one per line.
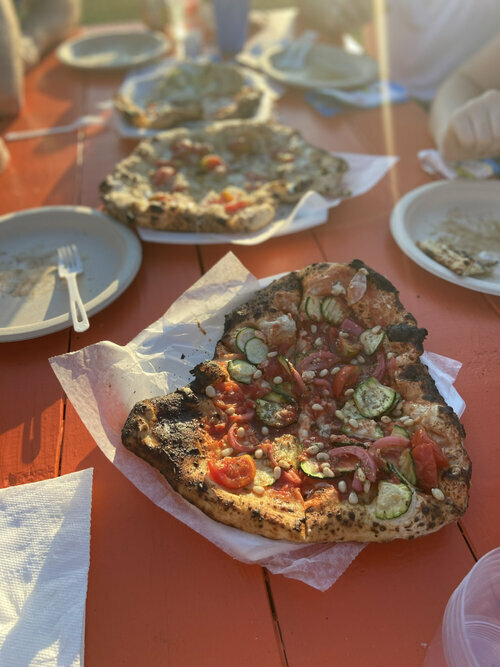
<box><xmin>440</xmin><ymin>89</ymin><xmax>500</xmax><ymax>162</ymax></box>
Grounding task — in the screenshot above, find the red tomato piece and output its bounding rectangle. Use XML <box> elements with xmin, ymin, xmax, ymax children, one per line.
<box><xmin>200</xmin><ymin>154</ymin><xmax>225</xmax><ymax>171</ymax></box>
<box><xmin>208</xmin><ymin>455</ymin><xmax>256</xmax><ymax>489</ymax></box>
<box><xmin>332</xmin><ymin>365</ymin><xmax>361</xmax><ymax>399</ymax></box>
<box><xmin>411</xmin><ymin>427</ymin><xmax>449</xmax><ymax>468</ymax></box>
<box><xmin>225</xmin><ymin>199</ymin><xmax>250</xmax><ymax>214</ymax></box>
<box><xmin>412</xmin><ymin>443</ymin><xmax>438</xmax><ymax>491</ymax></box>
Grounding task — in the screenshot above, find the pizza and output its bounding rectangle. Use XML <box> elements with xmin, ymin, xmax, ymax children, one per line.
<box><xmin>114</xmin><ymin>61</ymin><xmax>264</xmax><ymax>130</ymax></box>
<box><xmin>99</xmin><ymin>121</ymin><xmax>349</xmax><ymax>234</ymax></box>
<box><xmin>416</xmin><ymin>239</ymin><xmax>498</xmax><ymax>277</ymax></box>
<box><xmin>121</xmin><ymin>261</ymin><xmax>471</xmax><ymax>543</ymax></box>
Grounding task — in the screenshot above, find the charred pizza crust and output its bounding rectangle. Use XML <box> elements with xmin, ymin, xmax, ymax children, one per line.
<box><xmin>121</xmin><ymin>261</ymin><xmax>471</xmax><ymax>543</ymax></box>
<box><xmin>99</xmin><ymin>121</ymin><xmax>349</xmax><ymax>234</ymax></box>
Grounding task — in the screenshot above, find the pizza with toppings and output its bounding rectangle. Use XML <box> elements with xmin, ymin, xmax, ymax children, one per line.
<box><xmin>99</xmin><ymin>121</ymin><xmax>348</xmax><ymax>234</ymax></box>
<box><xmin>121</xmin><ymin>261</ymin><xmax>471</xmax><ymax>543</ymax></box>
<box><xmin>114</xmin><ymin>61</ymin><xmax>264</xmax><ymax>130</ymax></box>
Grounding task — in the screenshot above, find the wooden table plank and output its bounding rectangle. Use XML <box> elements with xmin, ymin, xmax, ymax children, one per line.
<box><xmin>269</xmin><ymin>527</ymin><xmax>474</xmax><ymax>667</ymax></box>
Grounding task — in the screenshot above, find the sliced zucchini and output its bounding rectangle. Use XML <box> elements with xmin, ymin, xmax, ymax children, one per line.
<box><xmin>359</xmin><ymin>328</ymin><xmax>385</xmax><ymax>356</ymax></box>
<box><xmin>336</xmin><ymin>336</ymin><xmax>363</xmax><ymax>359</ymax></box>
<box><xmin>271</xmin><ymin>434</ymin><xmax>302</xmax><ymax>469</ymax></box>
<box><xmin>301</xmin><ymin>459</ymin><xmax>324</xmax><ymax>478</ymax></box>
<box><xmin>255</xmin><ymin>399</ymin><xmax>297</xmax><ymax>428</ymax></box>
<box><xmin>338</xmin><ymin>399</ymin><xmax>363</xmax><ymax>421</ymax></box>
<box><xmin>244</xmin><ymin>337</ymin><xmax>269</xmax><ymax>364</ymax></box>
<box><xmin>235</xmin><ymin>326</ymin><xmax>258</xmax><ymax>353</ymax></box>
<box><xmin>262</xmin><ymin>391</ymin><xmax>287</xmax><ymax>404</ymax></box>
<box><xmin>254</xmin><ymin>459</ymin><xmax>276</xmax><ymax>487</ymax></box>
<box><xmin>305</xmin><ymin>295</ymin><xmax>322</xmax><ymax>320</ymax></box>
<box><xmin>341</xmin><ymin>419</ymin><xmax>384</xmax><ymax>440</ymax></box>
<box><xmin>353</xmin><ymin>377</ymin><xmax>397</xmax><ymax>418</ymax></box>
<box><xmin>391</xmin><ymin>424</ymin><xmax>409</xmax><ymax>438</ymax></box>
<box><xmin>227</xmin><ymin>359</ymin><xmax>256</xmax><ymax>384</ymax></box>
<box><xmin>320</xmin><ymin>296</ymin><xmax>346</xmax><ymax>325</ymax></box>
<box><xmin>375</xmin><ymin>481</ymin><xmax>412</xmax><ymax>519</ymax></box>
<box><xmin>394</xmin><ymin>448</ymin><xmax>417</xmax><ymax>486</ymax></box>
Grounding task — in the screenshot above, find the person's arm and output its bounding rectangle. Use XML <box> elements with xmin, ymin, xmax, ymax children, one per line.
<box><xmin>0</xmin><ymin>0</ymin><xmax>24</xmax><ymax>116</ymax></box>
<box><xmin>20</xmin><ymin>0</ymin><xmax>80</xmax><ymax>69</ymax></box>
<box><xmin>430</xmin><ymin>33</ymin><xmax>500</xmax><ymax>161</ymax></box>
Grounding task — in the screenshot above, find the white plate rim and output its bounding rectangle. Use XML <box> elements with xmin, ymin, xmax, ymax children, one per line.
<box><xmin>390</xmin><ymin>180</ymin><xmax>500</xmax><ymax>296</ymax></box>
<box><xmin>260</xmin><ymin>43</ymin><xmax>378</xmax><ymax>90</ymax></box>
<box><xmin>0</xmin><ymin>206</ymin><xmax>143</xmax><ymax>342</ymax></box>
<box><xmin>56</xmin><ymin>29</ymin><xmax>170</xmax><ymax>71</ymax></box>
<box><xmin>113</xmin><ymin>59</ymin><xmax>278</xmax><ymax>139</ymax></box>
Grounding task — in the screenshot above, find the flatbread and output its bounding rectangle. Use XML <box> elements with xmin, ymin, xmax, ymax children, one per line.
<box><xmin>122</xmin><ymin>261</ymin><xmax>471</xmax><ymax>543</ymax></box>
<box><xmin>100</xmin><ymin>121</ymin><xmax>349</xmax><ymax>234</ymax></box>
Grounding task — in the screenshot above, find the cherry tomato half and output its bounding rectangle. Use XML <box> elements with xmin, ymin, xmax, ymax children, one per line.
<box><xmin>411</xmin><ymin>427</ymin><xmax>449</xmax><ymax>468</ymax></box>
<box><xmin>412</xmin><ymin>443</ymin><xmax>438</xmax><ymax>492</ymax></box>
<box><xmin>208</xmin><ymin>455</ymin><xmax>256</xmax><ymax>489</ymax></box>
<box><xmin>333</xmin><ymin>364</ymin><xmax>361</xmax><ymax>399</ymax></box>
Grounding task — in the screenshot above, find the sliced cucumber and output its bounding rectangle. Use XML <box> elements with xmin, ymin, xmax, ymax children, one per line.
<box><xmin>341</xmin><ymin>419</ymin><xmax>384</xmax><ymax>440</ymax></box>
<box><xmin>254</xmin><ymin>459</ymin><xmax>276</xmax><ymax>487</ymax></box>
<box><xmin>375</xmin><ymin>481</ymin><xmax>412</xmax><ymax>519</ymax></box>
<box><xmin>235</xmin><ymin>326</ymin><xmax>258</xmax><ymax>353</ymax></box>
<box><xmin>227</xmin><ymin>359</ymin><xmax>256</xmax><ymax>384</ymax></box>
<box><xmin>255</xmin><ymin>399</ymin><xmax>297</xmax><ymax>428</ymax></box>
<box><xmin>301</xmin><ymin>459</ymin><xmax>324</xmax><ymax>478</ymax></box>
<box><xmin>244</xmin><ymin>337</ymin><xmax>269</xmax><ymax>364</ymax></box>
<box><xmin>271</xmin><ymin>434</ymin><xmax>302</xmax><ymax>469</ymax></box>
<box><xmin>305</xmin><ymin>295</ymin><xmax>322</xmax><ymax>320</ymax></box>
<box><xmin>320</xmin><ymin>296</ymin><xmax>346</xmax><ymax>325</ymax></box>
<box><xmin>353</xmin><ymin>377</ymin><xmax>397</xmax><ymax>418</ymax></box>
<box><xmin>359</xmin><ymin>328</ymin><xmax>385</xmax><ymax>356</ymax></box>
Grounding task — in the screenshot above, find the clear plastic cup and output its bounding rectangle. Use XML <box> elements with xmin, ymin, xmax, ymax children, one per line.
<box><xmin>441</xmin><ymin>548</ymin><xmax>500</xmax><ymax>666</ymax></box>
<box><xmin>211</xmin><ymin>0</ymin><xmax>249</xmax><ymax>57</ymax></box>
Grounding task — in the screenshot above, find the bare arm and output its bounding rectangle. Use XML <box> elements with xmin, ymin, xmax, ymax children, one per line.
<box><xmin>430</xmin><ymin>33</ymin><xmax>500</xmax><ymax>161</ymax></box>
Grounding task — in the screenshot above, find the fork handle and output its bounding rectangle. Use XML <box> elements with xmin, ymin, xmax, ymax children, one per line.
<box><xmin>65</xmin><ymin>274</ymin><xmax>90</xmax><ymax>333</ymax></box>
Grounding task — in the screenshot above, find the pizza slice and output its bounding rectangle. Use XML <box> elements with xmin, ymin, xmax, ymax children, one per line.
<box><xmin>121</xmin><ymin>261</ymin><xmax>471</xmax><ymax>543</ymax></box>
<box><xmin>99</xmin><ymin>121</ymin><xmax>349</xmax><ymax>234</ymax></box>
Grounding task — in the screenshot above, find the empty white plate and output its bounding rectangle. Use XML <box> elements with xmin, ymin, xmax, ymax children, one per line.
<box><xmin>0</xmin><ymin>206</ymin><xmax>142</xmax><ymax>341</ymax></box>
<box><xmin>57</xmin><ymin>29</ymin><xmax>169</xmax><ymax>70</ymax></box>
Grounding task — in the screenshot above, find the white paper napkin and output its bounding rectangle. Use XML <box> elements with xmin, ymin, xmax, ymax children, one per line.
<box><xmin>49</xmin><ymin>254</ymin><xmax>464</xmax><ymax>591</ymax></box>
<box><xmin>0</xmin><ymin>469</ymin><xmax>93</xmax><ymax>667</ymax></box>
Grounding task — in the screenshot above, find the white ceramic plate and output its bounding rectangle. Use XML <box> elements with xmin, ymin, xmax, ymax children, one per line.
<box><xmin>260</xmin><ymin>43</ymin><xmax>378</xmax><ymax>90</ymax></box>
<box><xmin>114</xmin><ymin>60</ymin><xmax>277</xmax><ymax>139</ymax></box>
<box><xmin>56</xmin><ymin>29</ymin><xmax>169</xmax><ymax>71</ymax></box>
<box><xmin>390</xmin><ymin>180</ymin><xmax>500</xmax><ymax>295</ymax></box>
<box><xmin>0</xmin><ymin>207</ymin><xmax>142</xmax><ymax>342</ymax></box>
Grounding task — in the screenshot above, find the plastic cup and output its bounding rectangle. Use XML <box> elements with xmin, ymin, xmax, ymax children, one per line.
<box><xmin>212</xmin><ymin>0</ymin><xmax>249</xmax><ymax>57</ymax></box>
<box><xmin>439</xmin><ymin>548</ymin><xmax>500</xmax><ymax>666</ymax></box>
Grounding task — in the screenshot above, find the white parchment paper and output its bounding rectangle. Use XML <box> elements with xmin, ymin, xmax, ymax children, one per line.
<box><xmin>50</xmin><ymin>253</ymin><xmax>464</xmax><ymax>591</ymax></box>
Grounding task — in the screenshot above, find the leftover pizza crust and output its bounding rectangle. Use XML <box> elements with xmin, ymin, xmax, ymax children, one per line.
<box><xmin>121</xmin><ymin>261</ymin><xmax>471</xmax><ymax>543</ymax></box>
<box><xmin>99</xmin><ymin>121</ymin><xmax>349</xmax><ymax>234</ymax></box>
<box><xmin>114</xmin><ymin>61</ymin><xmax>263</xmax><ymax>130</ymax></box>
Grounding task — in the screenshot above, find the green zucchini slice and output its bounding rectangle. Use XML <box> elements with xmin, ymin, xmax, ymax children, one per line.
<box><xmin>244</xmin><ymin>337</ymin><xmax>269</xmax><ymax>364</ymax></box>
<box><xmin>300</xmin><ymin>460</ymin><xmax>324</xmax><ymax>478</ymax></box>
<box><xmin>305</xmin><ymin>295</ymin><xmax>322</xmax><ymax>320</ymax></box>
<box><xmin>235</xmin><ymin>327</ymin><xmax>258</xmax><ymax>353</ymax></box>
<box><xmin>255</xmin><ymin>399</ymin><xmax>297</xmax><ymax>428</ymax></box>
<box><xmin>375</xmin><ymin>481</ymin><xmax>412</xmax><ymax>519</ymax></box>
<box><xmin>320</xmin><ymin>296</ymin><xmax>346</xmax><ymax>325</ymax></box>
<box><xmin>227</xmin><ymin>359</ymin><xmax>256</xmax><ymax>384</ymax></box>
<box><xmin>359</xmin><ymin>328</ymin><xmax>385</xmax><ymax>355</ymax></box>
<box><xmin>353</xmin><ymin>377</ymin><xmax>397</xmax><ymax>418</ymax></box>
<box><xmin>254</xmin><ymin>459</ymin><xmax>276</xmax><ymax>487</ymax></box>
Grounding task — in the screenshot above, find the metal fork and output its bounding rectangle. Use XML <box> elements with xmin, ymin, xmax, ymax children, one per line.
<box><xmin>57</xmin><ymin>244</ymin><xmax>89</xmax><ymax>333</ymax></box>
